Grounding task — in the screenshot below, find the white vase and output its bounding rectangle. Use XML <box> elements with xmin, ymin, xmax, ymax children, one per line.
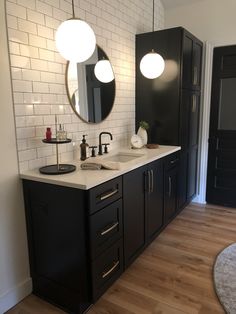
<box><xmin>137</xmin><ymin>127</ymin><xmax>148</xmax><ymax>146</ymax></box>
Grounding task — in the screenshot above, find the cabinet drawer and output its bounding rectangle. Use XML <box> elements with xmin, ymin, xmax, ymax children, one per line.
<box><xmin>88</xmin><ymin>176</ymin><xmax>122</xmax><ymax>214</ymax></box>
<box><xmin>164</xmin><ymin>152</ymin><xmax>179</xmax><ymax>170</ymax></box>
<box><xmin>91</xmin><ymin>239</ymin><xmax>123</xmax><ymax>301</ymax></box>
<box><xmin>90</xmin><ymin>199</ymin><xmax>123</xmax><ymax>259</ymax></box>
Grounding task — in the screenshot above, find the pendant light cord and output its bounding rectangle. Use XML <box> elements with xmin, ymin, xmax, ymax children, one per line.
<box><xmin>72</xmin><ymin>0</ymin><xmax>75</xmax><ymax>18</ymax></box>
<box><xmin>152</xmin><ymin>0</ymin><xmax>155</xmax><ymax>32</ymax></box>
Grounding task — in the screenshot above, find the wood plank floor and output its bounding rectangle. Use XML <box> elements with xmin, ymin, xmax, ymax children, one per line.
<box><xmin>7</xmin><ymin>203</ymin><xmax>236</xmax><ymax>314</ymax></box>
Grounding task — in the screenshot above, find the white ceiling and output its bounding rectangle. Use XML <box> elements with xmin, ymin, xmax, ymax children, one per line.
<box><xmin>161</xmin><ymin>0</ymin><xmax>205</xmax><ymax>10</ymax></box>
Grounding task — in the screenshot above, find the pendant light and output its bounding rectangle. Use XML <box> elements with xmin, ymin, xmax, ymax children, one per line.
<box><xmin>140</xmin><ymin>0</ymin><xmax>165</xmax><ymax>79</ymax></box>
<box><xmin>56</xmin><ymin>0</ymin><xmax>96</xmax><ymax>63</ymax></box>
<box><xmin>94</xmin><ymin>58</ymin><xmax>115</xmax><ymax>83</ymax></box>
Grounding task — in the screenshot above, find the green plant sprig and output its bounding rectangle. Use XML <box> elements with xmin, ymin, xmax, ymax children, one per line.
<box><xmin>139</xmin><ymin>120</ymin><xmax>149</xmax><ymax>130</ymax></box>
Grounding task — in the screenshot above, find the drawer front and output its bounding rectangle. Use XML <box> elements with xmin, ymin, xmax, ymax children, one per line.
<box><xmin>91</xmin><ymin>239</ymin><xmax>123</xmax><ymax>301</ymax></box>
<box><xmin>90</xmin><ymin>199</ymin><xmax>123</xmax><ymax>260</ymax></box>
<box><xmin>164</xmin><ymin>152</ymin><xmax>179</xmax><ymax>170</ymax></box>
<box><xmin>88</xmin><ymin>176</ymin><xmax>122</xmax><ymax>214</ymax></box>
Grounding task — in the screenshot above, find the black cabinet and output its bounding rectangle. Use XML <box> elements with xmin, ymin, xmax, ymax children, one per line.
<box><xmin>123</xmin><ymin>159</ymin><xmax>164</xmax><ymax>268</ymax></box>
<box><xmin>123</xmin><ymin>165</ymin><xmax>146</xmax><ymax>267</ymax></box>
<box><xmin>22</xmin><ymin>152</ymin><xmax>181</xmax><ymax>313</ymax></box>
<box><xmin>136</xmin><ymin>27</ymin><xmax>202</xmax><ymax>208</ymax></box>
<box><xmin>91</xmin><ymin>239</ymin><xmax>123</xmax><ymax>301</ymax></box>
<box><xmin>89</xmin><ymin>199</ymin><xmax>123</xmax><ymax>260</ymax></box>
<box><xmin>164</xmin><ymin>158</ymin><xmax>179</xmax><ymax>223</ymax></box>
<box><xmin>23</xmin><ymin>180</ymin><xmax>91</xmax><ymax>314</ymax></box>
<box><xmin>183</xmin><ymin>31</ymin><xmax>202</xmax><ymax>90</ymax></box>
<box><xmin>87</xmin><ymin>176</ymin><xmax>123</xmax><ymax>302</ymax></box>
<box><xmin>146</xmin><ymin>160</ymin><xmax>164</xmax><ymax>242</ymax></box>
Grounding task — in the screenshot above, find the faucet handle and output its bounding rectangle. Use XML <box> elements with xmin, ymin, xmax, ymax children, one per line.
<box><xmin>89</xmin><ymin>146</ymin><xmax>97</xmax><ymax>157</ymax></box>
<box><xmin>102</xmin><ymin>143</ymin><xmax>110</xmax><ymax>154</ymax></box>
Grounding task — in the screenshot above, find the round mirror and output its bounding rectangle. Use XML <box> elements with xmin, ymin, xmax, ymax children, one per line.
<box><xmin>66</xmin><ymin>46</ymin><xmax>115</xmax><ymax>123</ymax></box>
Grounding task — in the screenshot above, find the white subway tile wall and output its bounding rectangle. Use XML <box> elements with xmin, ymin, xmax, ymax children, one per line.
<box><xmin>6</xmin><ymin>0</ymin><xmax>164</xmax><ymax>172</ymax></box>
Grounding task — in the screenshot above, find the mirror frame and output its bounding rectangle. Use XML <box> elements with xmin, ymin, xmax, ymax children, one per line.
<box><xmin>65</xmin><ymin>45</ymin><xmax>116</xmax><ymax>124</ymax></box>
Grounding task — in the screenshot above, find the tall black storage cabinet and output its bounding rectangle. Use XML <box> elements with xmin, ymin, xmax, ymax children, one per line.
<box><xmin>136</xmin><ymin>27</ymin><xmax>203</xmax><ymax>209</ymax></box>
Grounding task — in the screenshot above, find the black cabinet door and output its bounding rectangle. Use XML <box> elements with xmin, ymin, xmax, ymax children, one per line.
<box><xmin>187</xmin><ymin>147</ymin><xmax>198</xmax><ymax>200</ymax></box>
<box><xmin>178</xmin><ymin>152</ymin><xmax>188</xmax><ymax>210</ymax></box>
<box><xmin>91</xmin><ymin>239</ymin><xmax>123</xmax><ymax>302</ymax></box>
<box><xmin>183</xmin><ymin>31</ymin><xmax>202</xmax><ymax>90</ymax></box>
<box><xmin>180</xmin><ymin>89</ymin><xmax>191</xmax><ymax>150</ymax></box>
<box><xmin>90</xmin><ymin>199</ymin><xmax>123</xmax><ymax>260</ymax></box>
<box><xmin>193</xmin><ymin>41</ymin><xmax>202</xmax><ymax>89</ymax></box>
<box><xmin>23</xmin><ymin>180</ymin><xmax>91</xmax><ymax>314</ymax></box>
<box><xmin>183</xmin><ymin>33</ymin><xmax>193</xmax><ymax>90</ymax></box>
<box><xmin>189</xmin><ymin>92</ymin><xmax>200</xmax><ymax>147</ymax></box>
<box><xmin>135</xmin><ymin>27</ymin><xmax>182</xmax><ymax>145</ymax></box>
<box><xmin>123</xmin><ymin>166</ymin><xmax>146</xmax><ymax>268</ymax></box>
<box><xmin>146</xmin><ymin>160</ymin><xmax>164</xmax><ymax>242</ymax></box>
<box><xmin>164</xmin><ymin>166</ymin><xmax>178</xmax><ymax>223</ymax></box>
<box><xmin>181</xmin><ymin>90</ymin><xmax>200</xmax><ymax>149</ymax></box>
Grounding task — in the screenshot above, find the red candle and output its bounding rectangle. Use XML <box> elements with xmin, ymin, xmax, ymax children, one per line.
<box><xmin>46</xmin><ymin>127</ymin><xmax>52</xmax><ymax>141</ymax></box>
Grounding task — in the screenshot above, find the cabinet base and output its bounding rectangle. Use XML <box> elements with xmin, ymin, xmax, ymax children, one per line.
<box><xmin>39</xmin><ymin>164</ymin><xmax>76</xmax><ymax>175</ymax></box>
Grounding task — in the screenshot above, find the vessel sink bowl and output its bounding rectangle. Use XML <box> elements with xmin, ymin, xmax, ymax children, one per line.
<box><xmin>104</xmin><ymin>152</ymin><xmax>144</xmax><ymax>163</ymax></box>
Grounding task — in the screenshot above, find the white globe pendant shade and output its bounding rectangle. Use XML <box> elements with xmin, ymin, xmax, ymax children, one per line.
<box><xmin>56</xmin><ymin>19</ymin><xmax>96</xmax><ymax>63</ymax></box>
<box><xmin>140</xmin><ymin>50</ymin><xmax>165</xmax><ymax>79</ymax></box>
<box><xmin>94</xmin><ymin>59</ymin><xmax>115</xmax><ymax>83</ymax></box>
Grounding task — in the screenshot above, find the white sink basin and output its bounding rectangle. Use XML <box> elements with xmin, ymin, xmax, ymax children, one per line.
<box><xmin>103</xmin><ymin>152</ymin><xmax>144</xmax><ymax>163</ymax></box>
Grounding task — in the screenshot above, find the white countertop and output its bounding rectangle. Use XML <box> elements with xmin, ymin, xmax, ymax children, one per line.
<box><xmin>20</xmin><ymin>145</ymin><xmax>181</xmax><ymax>190</ymax></box>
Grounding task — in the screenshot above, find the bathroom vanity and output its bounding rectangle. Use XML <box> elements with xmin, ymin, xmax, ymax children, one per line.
<box><xmin>21</xmin><ymin>146</ymin><xmax>181</xmax><ymax>313</ymax></box>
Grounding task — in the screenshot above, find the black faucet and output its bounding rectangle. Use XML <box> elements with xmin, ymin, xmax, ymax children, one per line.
<box><xmin>98</xmin><ymin>132</ymin><xmax>113</xmax><ymax>155</ymax></box>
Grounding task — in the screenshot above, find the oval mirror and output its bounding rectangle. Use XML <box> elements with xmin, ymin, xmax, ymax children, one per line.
<box><xmin>66</xmin><ymin>46</ymin><xmax>115</xmax><ymax>123</ymax></box>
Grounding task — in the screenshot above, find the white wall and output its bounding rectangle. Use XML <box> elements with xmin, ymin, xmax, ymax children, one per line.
<box><xmin>6</xmin><ymin>0</ymin><xmax>164</xmax><ymax>172</ymax></box>
<box><xmin>165</xmin><ymin>0</ymin><xmax>236</xmax><ymax>45</ymax></box>
<box><xmin>0</xmin><ymin>2</ymin><xmax>31</xmax><ymax>313</ymax></box>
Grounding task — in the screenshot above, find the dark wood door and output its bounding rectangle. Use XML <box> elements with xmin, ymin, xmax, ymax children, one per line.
<box><xmin>207</xmin><ymin>45</ymin><xmax>236</xmax><ymax>207</ymax></box>
<box><xmin>146</xmin><ymin>160</ymin><xmax>164</xmax><ymax>242</ymax></box>
<box><xmin>123</xmin><ymin>166</ymin><xmax>146</xmax><ymax>268</ymax></box>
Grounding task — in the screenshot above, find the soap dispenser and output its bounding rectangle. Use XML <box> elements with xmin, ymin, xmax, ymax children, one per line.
<box><xmin>80</xmin><ymin>134</ymin><xmax>89</xmax><ymax>161</ymax></box>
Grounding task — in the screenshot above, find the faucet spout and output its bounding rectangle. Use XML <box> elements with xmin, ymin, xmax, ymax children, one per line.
<box><xmin>98</xmin><ymin>132</ymin><xmax>113</xmax><ymax>155</ymax></box>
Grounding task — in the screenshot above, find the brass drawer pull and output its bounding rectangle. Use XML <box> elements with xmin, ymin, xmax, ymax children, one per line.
<box><xmin>102</xmin><ymin>260</ymin><xmax>119</xmax><ymax>279</ymax></box>
<box><xmin>100</xmin><ymin>222</ymin><xmax>119</xmax><ymax>236</ymax></box>
<box><xmin>192</xmin><ymin>94</ymin><xmax>197</xmax><ymax>113</ymax></box>
<box><xmin>168</xmin><ymin>176</ymin><xmax>172</xmax><ymax>197</ymax></box>
<box><xmin>193</xmin><ymin>66</ymin><xmax>198</xmax><ymax>85</ymax></box>
<box><xmin>100</xmin><ymin>188</ymin><xmax>118</xmax><ymax>201</ymax></box>
<box><xmin>150</xmin><ymin>169</ymin><xmax>154</xmax><ymax>193</ymax></box>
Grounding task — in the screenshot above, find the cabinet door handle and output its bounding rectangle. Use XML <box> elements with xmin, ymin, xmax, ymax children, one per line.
<box><xmin>100</xmin><ymin>221</ymin><xmax>119</xmax><ymax>236</ymax></box>
<box><xmin>192</xmin><ymin>94</ymin><xmax>197</xmax><ymax>113</ymax></box>
<box><xmin>150</xmin><ymin>169</ymin><xmax>154</xmax><ymax>193</ymax></box>
<box><xmin>144</xmin><ymin>171</ymin><xmax>148</xmax><ymax>192</ymax></box>
<box><xmin>148</xmin><ymin>170</ymin><xmax>151</xmax><ymax>193</ymax></box>
<box><xmin>170</xmin><ymin>159</ymin><xmax>179</xmax><ymax>165</ymax></box>
<box><xmin>168</xmin><ymin>176</ymin><xmax>172</xmax><ymax>197</ymax></box>
<box><xmin>100</xmin><ymin>188</ymin><xmax>118</xmax><ymax>201</ymax></box>
<box><xmin>102</xmin><ymin>260</ymin><xmax>119</xmax><ymax>279</ymax></box>
<box><xmin>193</xmin><ymin>66</ymin><xmax>198</xmax><ymax>85</ymax></box>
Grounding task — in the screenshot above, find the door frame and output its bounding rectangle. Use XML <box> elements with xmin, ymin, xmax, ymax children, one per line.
<box><xmin>193</xmin><ymin>41</ymin><xmax>213</xmax><ymax>204</ymax></box>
